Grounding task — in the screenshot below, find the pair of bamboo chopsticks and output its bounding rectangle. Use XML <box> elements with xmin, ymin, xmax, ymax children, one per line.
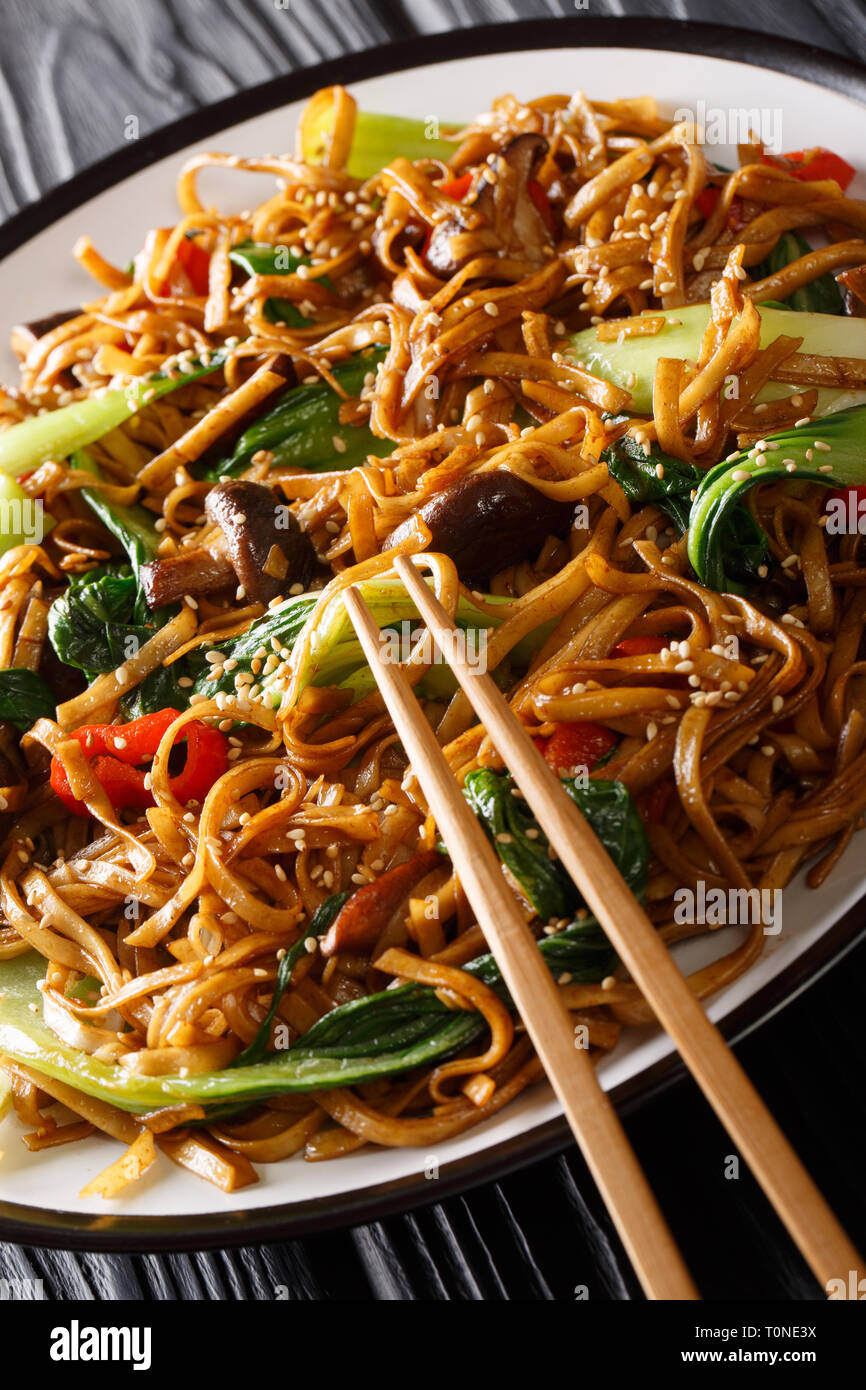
<box><xmin>343</xmin><ymin>553</ymin><xmax>864</xmax><ymax>1301</ymax></box>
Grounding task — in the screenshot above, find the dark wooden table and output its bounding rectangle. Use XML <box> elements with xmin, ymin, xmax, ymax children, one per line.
<box><xmin>1</xmin><ymin>0</ymin><xmax>865</xmax><ymax>1302</ymax></box>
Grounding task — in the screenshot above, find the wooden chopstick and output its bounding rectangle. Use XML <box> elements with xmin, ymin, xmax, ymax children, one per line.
<box><xmin>343</xmin><ymin>582</ymin><xmax>699</xmax><ymax>1301</ymax></box>
<box><xmin>393</xmin><ymin>553</ymin><xmax>864</xmax><ymax>1295</ymax></box>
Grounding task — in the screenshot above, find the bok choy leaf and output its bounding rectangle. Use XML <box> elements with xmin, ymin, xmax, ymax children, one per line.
<box><xmin>570</xmin><ymin>304</ymin><xmax>866</xmax><ymax>416</ymax></box>
<box><xmin>0</xmin><ymin>669</ymin><xmax>57</xmax><ymax>730</ymax></box>
<box><xmin>208</xmin><ymin>349</ymin><xmax>392</xmax><ymax>478</ymax></box>
<box><xmin>754</xmin><ymin>232</ymin><xmax>844</xmax><ymax>315</ymax></box>
<box><xmin>303</xmin><ymin>110</ymin><xmax>459</xmax><ymax>180</ymax></box>
<box><xmin>228</xmin><ymin>240</ymin><xmax>332</xmax><ymax>328</ymax></box>
<box><xmin>72</xmin><ymin>448</ymin><xmax>160</xmax><ymax>581</ymax></box>
<box><xmin>0</xmin><ymin>351</ymin><xmax>226</xmax><ymax>479</ymax></box>
<box><xmin>687</xmin><ymin>403</ymin><xmax>866</xmax><ymax>590</ymax></box>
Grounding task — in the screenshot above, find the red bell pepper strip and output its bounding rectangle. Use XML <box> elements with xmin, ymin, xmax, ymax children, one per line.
<box><xmin>527</xmin><ymin>179</ymin><xmax>557</xmax><ymax>236</ymax></box>
<box><xmin>534</xmin><ymin>721</ymin><xmax>618</xmax><ymax>778</ymax></box>
<box><xmin>159</xmin><ymin>234</ymin><xmax>211</xmax><ymax>297</ymax></box>
<box><xmin>611</xmin><ymin>636</ymin><xmax>668</xmax><ymax>658</ymax></box>
<box><xmin>438</xmin><ymin>171</ymin><xmax>474</xmax><ymax>201</ymax></box>
<box><xmin>50</xmin><ymin>708</ymin><xmax>227</xmax><ymax>816</ymax></box>
<box><xmin>695</xmin><ymin>186</ymin><xmax>718</xmax><ymax>219</ymax></box>
<box><xmin>762</xmin><ymin>147</ymin><xmax>855</xmax><ymax>191</ymax></box>
<box><xmin>824</xmin><ymin>484</ymin><xmax>866</xmax><ymax>533</ymax></box>
<box><xmin>643</xmin><ymin>779</ymin><xmax>674</xmax><ymax>824</ymax></box>
<box><xmin>695</xmin><ymin>186</ymin><xmax>746</xmax><ymax>232</ymax></box>
<box><xmin>421</xmin><ymin>172</ymin><xmax>475</xmax><ymax>259</ymax></box>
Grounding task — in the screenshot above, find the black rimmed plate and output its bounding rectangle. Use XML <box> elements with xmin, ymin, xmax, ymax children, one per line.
<box><xmin>1</xmin><ymin>15</ymin><xmax>865</xmax><ymax>1250</ymax></box>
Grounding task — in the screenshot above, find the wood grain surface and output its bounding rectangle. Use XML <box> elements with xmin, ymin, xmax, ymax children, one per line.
<box><xmin>1</xmin><ymin>0</ymin><xmax>865</xmax><ymax>1301</ymax></box>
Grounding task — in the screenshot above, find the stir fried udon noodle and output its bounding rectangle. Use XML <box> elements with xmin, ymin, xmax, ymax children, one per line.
<box><xmin>1</xmin><ymin>85</ymin><xmax>866</xmax><ymax>1197</ymax></box>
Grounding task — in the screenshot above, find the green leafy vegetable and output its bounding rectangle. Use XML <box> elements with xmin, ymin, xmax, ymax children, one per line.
<box><xmin>228</xmin><ymin>239</ymin><xmax>332</xmax><ymax>328</ymax></box>
<box><xmin>688</xmin><ymin>404</ymin><xmax>866</xmax><ymax>590</ymax></box>
<box><xmin>72</xmin><ymin>448</ymin><xmax>160</xmax><ymax>581</ymax></box>
<box><xmin>306</xmin><ymin>110</ymin><xmax>458</xmax><ymax>180</ymax></box>
<box><xmin>569</xmin><ymin>304</ymin><xmax>866</xmax><ymax>416</ymax></box>
<box><xmin>603</xmin><ymin>433</ymin><xmax>700</xmax><ymax>532</ymax></box>
<box><xmin>0</xmin><ymin>351</ymin><xmax>227</xmax><ymax>480</ymax></box>
<box><xmin>603</xmin><ymin>432</ymin><xmax>771</xmax><ymax>585</ymax></box>
<box><xmin>0</xmin><ymin>474</ymin><xmax>54</xmax><ymax>556</ymax></box>
<box><xmin>47</xmin><ymin>565</ymin><xmax>170</xmax><ymax>678</ymax></box>
<box><xmin>235</xmin><ymin>893</ymin><xmax>348</xmax><ymax>1066</ymax></box>
<box><xmin>0</xmin><ymin>668</ymin><xmax>56</xmax><ymax>730</ymax></box>
<box><xmin>187</xmin><ymin>575</ymin><xmax>530</xmax><ymax>711</ymax></box>
<box><xmin>209</xmin><ymin>350</ymin><xmax>392</xmax><ymax>478</ymax></box>
<box><xmin>755</xmin><ymin>232</ymin><xmax>844</xmax><ymax>315</ymax></box>
<box><xmin>464</xmin><ymin>770</ymin><xmax>647</xmax><ymax>928</ymax></box>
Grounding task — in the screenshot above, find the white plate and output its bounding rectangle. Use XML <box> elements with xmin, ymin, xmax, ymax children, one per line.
<box><xmin>1</xmin><ymin>21</ymin><xmax>865</xmax><ymax>1244</ymax></box>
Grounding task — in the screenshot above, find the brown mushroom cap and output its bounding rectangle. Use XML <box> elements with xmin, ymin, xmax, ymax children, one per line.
<box><xmin>382</xmin><ymin>471</ymin><xmax>575</xmax><ymax>583</ymax></box>
<box><xmin>204</xmin><ymin>479</ymin><xmax>316</xmax><ymax>604</ymax></box>
<box><xmin>141</xmin><ymin>481</ymin><xmax>317</xmax><ymax>609</ymax></box>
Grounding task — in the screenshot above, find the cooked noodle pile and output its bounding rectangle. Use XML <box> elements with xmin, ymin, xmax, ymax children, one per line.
<box><xmin>1</xmin><ymin>86</ymin><xmax>864</xmax><ymax>1194</ymax></box>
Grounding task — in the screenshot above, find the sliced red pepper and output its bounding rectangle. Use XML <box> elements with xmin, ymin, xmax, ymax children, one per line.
<box><xmin>527</xmin><ymin>179</ymin><xmax>557</xmax><ymax>236</ymax></box>
<box><xmin>611</xmin><ymin>636</ymin><xmax>668</xmax><ymax>658</ymax></box>
<box><xmin>168</xmin><ymin>722</ymin><xmax>228</xmax><ymax>804</ymax></box>
<box><xmin>643</xmin><ymin>779</ymin><xmax>674</xmax><ymax>824</ymax></box>
<box><xmin>824</xmin><ymin>485</ymin><xmax>866</xmax><ymax>533</ymax></box>
<box><xmin>762</xmin><ymin>147</ymin><xmax>855</xmax><ymax>191</ymax></box>
<box><xmin>825</xmin><ymin>484</ymin><xmax>866</xmax><ymax>507</ymax></box>
<box><xmin>696</xmin><ymin>186</ymin><xmax>746</xmax><ymax>232</ymax></box>
<box><xmin>159</xmin><ymin>234</ymin><xmax>211</xmax><ymax>297</ymax></box>
<box><xmin>50</xmin><ymin>709</ymin><xmax>227</xmax><ymax>817</ymax></box>
<box><xmin>695</xmin><ymin>186</ymin><xmax>719</xmax><ymax>219</ymax></box>
<box><xmin>536</xmin><ymin>721</ymin><xmax>618</xmax><ymax>778</ymax></box>
<box><xmin>438</xmin><ymin>171</ymin><xmax>474</xmax><ymax>201</ymax></box>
